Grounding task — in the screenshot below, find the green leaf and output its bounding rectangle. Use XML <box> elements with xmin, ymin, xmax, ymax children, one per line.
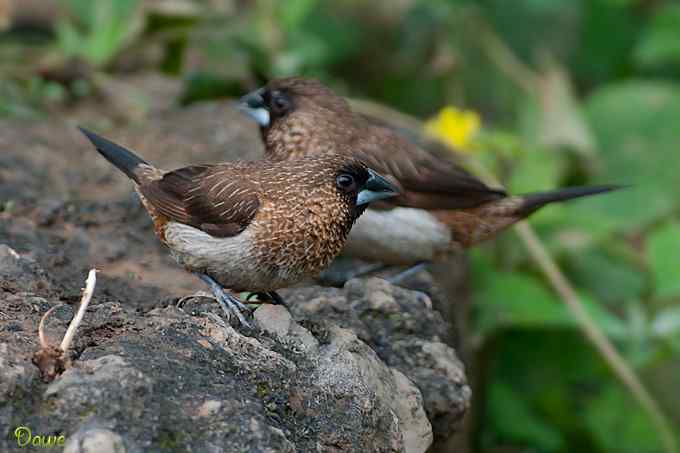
<box><xmin>277</xmin><ymin>0</ymin><xmax>319</xmax><ymax>31</ymax></box>
<box><xmin>90</xmin><ymin>0</ymin><xmax>141</xmax><ymax>66</ymax></box>
<box><xmin>582</xmin><ymin>81</ymin><xmax>680</xmax><ymax>231</ymax></box>
<box><xmin>486</xmin><ymin>381</ymin><xmax>564</xmax><ymax>451</ymax></box>
<box><xmin>471</xmin><ymin>258</ymin><xmax>627</xmax><ymax>338</ymax></box>
<box><xmin>55</xmin><ymin>20</ymin><xmax>84</xmax><ymax>58</ymax></box>
<box><xmin>472</xmin><ymin>265</ymin><xmax>569</xmax><ymax>336</ymax></box>
<box><xmin>57</xmin><ymin>0</ymin><xmax>142</xmax><ymax>67</ymax></box>
<box><xmin>273</xmin><ymin>31</ymin><xmax>329</xmax><ymax>76</ymax></box>
<box><xmin>634</xmin><ymin>4</ymin><xmax>680</xmax><ymax>68</ymax></box>
<box><xmin>507</xmin><ymin>145</ymin><xmax>566</xmax><ymax>196</ymax></box>
<box><xmin>480</xmin><ymin>330</ymin><xmax>612</xmax><ymax>452</ymax></box>
<box><xmin>61</xmin><ymin>0</ymin><xmax>96</xmax><ymax>25</ymax></box>
<box><xmin>647</xmin><ymin>222</ymin><xmax>680</xmax><ymax>299</ymax></box>
<box><xmin>564</xmin><ymin>246</ymin><xmax>645</xmax><ymax>305</ymax></box>
<box><xmin>584</xmin><ymin>386</ymin><xmax>663</xmax><ymax>453</ymax></box>
<box><xmin>480</xmin><ymin>0</ymin><xmax>582</xmax><ymax>64</ymax></box>
<box><xmin>570</xmin><ymin>0</ymin><xmax>641</xmax><ymax>85</ymax></box>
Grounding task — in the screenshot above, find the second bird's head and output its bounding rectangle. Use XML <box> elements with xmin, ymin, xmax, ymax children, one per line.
<box><xmin>238</xmin><ymin>77</ymin><xmax>348</xmax><ymax>133</ymax></box>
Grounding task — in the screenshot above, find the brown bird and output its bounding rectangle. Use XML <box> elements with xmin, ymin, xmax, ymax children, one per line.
<box><xmin>78</xmin><ymin>128</ymin><xmax>399</xmax><ymax>326</ymax></box>
<box><xmin>238</xmin><ymin>77</ymin><xmax>619</xmax><ymax>268</ymax></box>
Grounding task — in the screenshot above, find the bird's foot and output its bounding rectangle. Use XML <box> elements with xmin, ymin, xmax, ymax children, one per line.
<box><xmin>176</xmin><ymin>291</ymin><xmax>217</xmax><ymax>310</ymax></box>
<box><xmin>196</xmin><ymin>274</ymin><xmax>252</xmax><ymax>328</ymax></box>
<box><xmin>319</xmin><ymin>262</ymin><xmax>389</xmax><ymax>287</ymax></box>
<box><xmin>347</xmin><ymin>263</ymin><xmax>390</xmax><ymax>280</ymax></box>
<box><xmin>386</xmin><ymin>262</ymin><xmax>429</xmax><ymax>286</ymax></box>
<box><xmin>245</xmin><ymin>291</ymin><xmax>289</xmax><ymax>308</ymax></box>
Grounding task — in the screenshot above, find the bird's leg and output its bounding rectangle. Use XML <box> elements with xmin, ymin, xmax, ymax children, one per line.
<box><xmin>196</xmin><ymin>274</ymin><xmax>252</xmax><ymax>328</ymax></box>
<box><xmin>346</xmin><ymin>262</ymin><xmax>390</xmax><ymax>280</ymax></box>
<box><xmin>386</xmin><ymin>261</ymin><xmax>429</xmax><ymax>285</ymax></box>
<box><xmin>320</xmin><ymin>262</ymin><xmax>390</xmax><ymax>286</ymax></box>
<box><xmin>245</xmin><ymin>291</ymin><xmax>289</xmax><ymax>308</ymax></box>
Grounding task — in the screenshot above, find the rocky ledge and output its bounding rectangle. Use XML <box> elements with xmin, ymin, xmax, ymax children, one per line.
<box><xmin>0</xmin><ymin>103</ymin><xmax>470</xmax><ymax>452</ymax></box>
<box><xmin>0</xmin><ymin>247</ymin><xmax>469</xmax><ymax>452</ymax></box>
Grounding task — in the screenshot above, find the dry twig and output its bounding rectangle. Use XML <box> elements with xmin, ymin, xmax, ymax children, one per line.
<box><xmin>33</xmin><ymin>269</ymin><xmax>97</xmax><ymax>382</ymax></box>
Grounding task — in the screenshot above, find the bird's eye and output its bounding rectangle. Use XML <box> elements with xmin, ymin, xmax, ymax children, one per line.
<box><xmin>336</xmin><ymin>173</ymin><xmax>357</xmax><ymax>193</ymax></box>
<box><xmin>270</xmin><ymin>91</ymin><xmax>292</xmax><ymax>115</ymax></box>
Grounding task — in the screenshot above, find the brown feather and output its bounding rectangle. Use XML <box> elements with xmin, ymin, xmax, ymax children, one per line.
<box><xmin>140</xmin><ymin>165</ymin><xmax>260</xmax><ymax>238</ymax></box>
<box><xmin>80</xmin><ymin>127</ymin><xmax>401</xmax><ymax>314</ymax></box>
<box><xmin>263</xmin><ymin>77</ymin><xmax>506</xmax><ymax>211</ymax></box>
<box><xmin>254</xmin><ymin>77</ymin><xmax>617</xmax><ymax>255</ymax></box>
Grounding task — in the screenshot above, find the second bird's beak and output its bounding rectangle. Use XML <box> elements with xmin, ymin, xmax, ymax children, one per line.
<box><xmin>356</xmin><ymin>169</ymin><xmax>400</xmax><ymax>206</ymax></box>
<box><xmin>238</xmin><ymin>88</ymin><xmax>271</xmax><ymax>127</ymax></box>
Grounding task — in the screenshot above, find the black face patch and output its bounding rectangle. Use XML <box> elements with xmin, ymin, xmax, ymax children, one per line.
<box><xmin>266</xmin><ymin>90</ymin><xmax>294</xmax><ymax>118</ymax></box>
<box><xmin>334</xmin><ymin>162</ymin><xmax>370</xmax><ymax>218</ymax></box>
<box><xmin>337</xmin><ymin>163</ymin><xmax>369</xmax><ymax>189</ymax></box>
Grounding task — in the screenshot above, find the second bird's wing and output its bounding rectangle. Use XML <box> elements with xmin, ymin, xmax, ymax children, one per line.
<box><xmin>140</xmin><ymin>165</ymin><xmax>261</xmax><ymax>238</ymax></box>
<box><xmin>355</xmin><ymin>125</ymin><xmax>507</xmax><ymax>210</ymax></box>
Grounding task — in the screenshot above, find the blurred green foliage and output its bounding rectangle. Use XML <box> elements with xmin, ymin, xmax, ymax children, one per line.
<box><xmin>1</xmin><ymin>0</ymin><xmax>680</xmax><ymax>451</ymax></box>
<box><xmin>55</xmin><ymin>0</ymin><xmax>143</xmax><ymax>67</ymax></box>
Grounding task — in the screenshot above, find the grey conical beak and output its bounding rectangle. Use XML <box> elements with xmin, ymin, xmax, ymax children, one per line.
<box><xmin>356</xmin><ymin>169</ymin><xmax>400</xmax><ymax>206</ymax></box>
<box><xmin>238</xmin><ymin>88</ymin><xmax>270</xmax><ymax>127</ymax></box>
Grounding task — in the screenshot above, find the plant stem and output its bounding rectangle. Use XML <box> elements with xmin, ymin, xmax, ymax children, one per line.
<box><xmin>60</xmin><ymin>269</ymin><xmax>97</xmax><ymax>353</ymax></box>
<box><xmin>472</xmin><ymin>19</ymin><xmax>677</xmax><ymax>451</ymax></box>
<box><xmin>514</xmin><ymin>222</ymin><xmax>677</xmax><ymax>453</ymax></box>
<box><xmin>349</xmin><ymin>95</ymin><xmax>677</xmax><ymax>453</ymax></box>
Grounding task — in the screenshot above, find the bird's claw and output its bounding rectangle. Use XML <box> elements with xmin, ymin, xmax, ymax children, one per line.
<box><xmin>176</xmin><ymin>291</ymin><xmax>217</xmax><ymax>310</ymax></box>
<box><xmin>196</xmin><ymin>274</ymin><xmax>252</xmax><ymax>328</ymax></box>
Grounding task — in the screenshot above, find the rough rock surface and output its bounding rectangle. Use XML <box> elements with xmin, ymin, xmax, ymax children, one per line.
<box><xmin>0</xmin><ymin>104</ymin><xmax>470</xmax><ymax>452</ymax></box>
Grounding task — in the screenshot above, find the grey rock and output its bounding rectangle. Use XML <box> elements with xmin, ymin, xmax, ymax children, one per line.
<box><xmin>0</xmin><ymin>284</ymin><xmax>454</xmax><ymax>452</ymax></box>
<box><xmin>255</xmin><ymin>305</ymin><xmax>319</xmax><ymax>354</ymax></box>
<box><xmin>0</xmin><ymin>244</ymin><xmax>52</xmax><ymax>295</ymax></box>
<box><xmin>296</xmin><ymin>324</ymin><xmax>432</xmax><ymax>452</ymax></box>
<box><xmin>283</xmin><ymin>278</ymin><xmax>471</xmax><ymax>440</ymax></box>
<box><xmin>63</xmin><ymin>427</ymin><xmax>129</xmax><ymax>453</ymax></box>
<box><xmin>0</xmin><ymin>106</ymin><xmax>469</xmax><ymax>452</ymax></box>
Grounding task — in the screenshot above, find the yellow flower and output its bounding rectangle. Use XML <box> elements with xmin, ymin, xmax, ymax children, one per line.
<box><xmin>424</xmin><ymin>106</ymin><xmax>481</xmax><ymax>152</ymax></box>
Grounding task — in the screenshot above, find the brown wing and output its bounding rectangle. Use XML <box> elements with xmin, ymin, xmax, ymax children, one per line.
<box><xmin>140</xmin><ymin>165</ymin><xmax>260</xmax><ymax>238</ymax></box>
<box><xmin>354</xmin><ymin>124</ymin><xmax>506</xmax><ymax>210</ymax></box>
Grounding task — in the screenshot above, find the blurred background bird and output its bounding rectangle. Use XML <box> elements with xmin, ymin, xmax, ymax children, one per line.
<box><xmin>238</xmin><ymin>77</ymin><xmax>619</xmax><ymax>276</ymax></box>
<box><xmin>78</xmin><ymin>128</ymin><xmax>398</xmax><ymax>327</ymax></box>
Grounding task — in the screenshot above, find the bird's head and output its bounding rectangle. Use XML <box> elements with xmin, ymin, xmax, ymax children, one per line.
<box><xmin>238</xmin><ymin>77</ymin><xmax>351</xmax><ymax>133</ymax></box>
<box><xmin>337</xmin><ymin>160</ymin><xmax>399</xmax><ymax>220</ymax></box>
<box><xmin>299</xmin><ymin>154</ymin><xmax>399</xmax><ymax>223</ymax></box>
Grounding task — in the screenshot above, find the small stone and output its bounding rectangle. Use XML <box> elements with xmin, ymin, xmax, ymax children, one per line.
<box><xmin>196</xmin><ymin>400</ymin><xmax>222</xmax><ymax>417</ymax></box>
<box><xmin>63</xmin><ymin>428</ymin><xmax>126</xmax><ymax>453</ymax></box>
<box><xmin>254</xmin><ymin>305</ymin><xmax>292</xmax><ymax>337</ymax></box>
<box><xmin>0</xmin><ymin>244</ymin><xmax>52</xmax><ymax>295</ymax></box>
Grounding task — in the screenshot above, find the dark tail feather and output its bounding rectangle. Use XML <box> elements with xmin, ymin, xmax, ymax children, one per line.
<box><xmin>78</xmin><ymin>127</ymin><xmax>149</xmax><ymax>184</ymax></box>
<box><xmin>518</xmin><ymin>185</ymin><xmax>623</xmax><ymax>216</ymax></box>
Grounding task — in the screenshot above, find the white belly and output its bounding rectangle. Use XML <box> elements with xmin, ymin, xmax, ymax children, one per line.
<box><xmin>163</xmin><ymin>222</ymin><xmax>284</xmax><ymax>291</ymax></box>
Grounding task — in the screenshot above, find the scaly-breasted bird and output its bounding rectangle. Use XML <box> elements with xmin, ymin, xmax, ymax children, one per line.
<box><xmin>238</xmin><ymin>77</ymin><xmax>619</xmax><ymax>266</ymax></box>
<box><xmin>78</xmin><ymin>128</ymin><xmax>399</xmax><ymax>326</ymax></box>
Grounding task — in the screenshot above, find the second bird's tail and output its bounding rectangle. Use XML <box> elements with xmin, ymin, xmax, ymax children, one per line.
<box><xmin>436</xmin><ymin>184</ymin><xmax>622</xmax><ymax>248</ymax></box>
<box><xmin>517</xmin><ymin>185</ymin><xmax>622</xmax><ymax>216</ymax></box>
<box><xmin>78</xmin><ymin>127</ymin><xmax>151</xmax><ymax>184</ymax></box>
